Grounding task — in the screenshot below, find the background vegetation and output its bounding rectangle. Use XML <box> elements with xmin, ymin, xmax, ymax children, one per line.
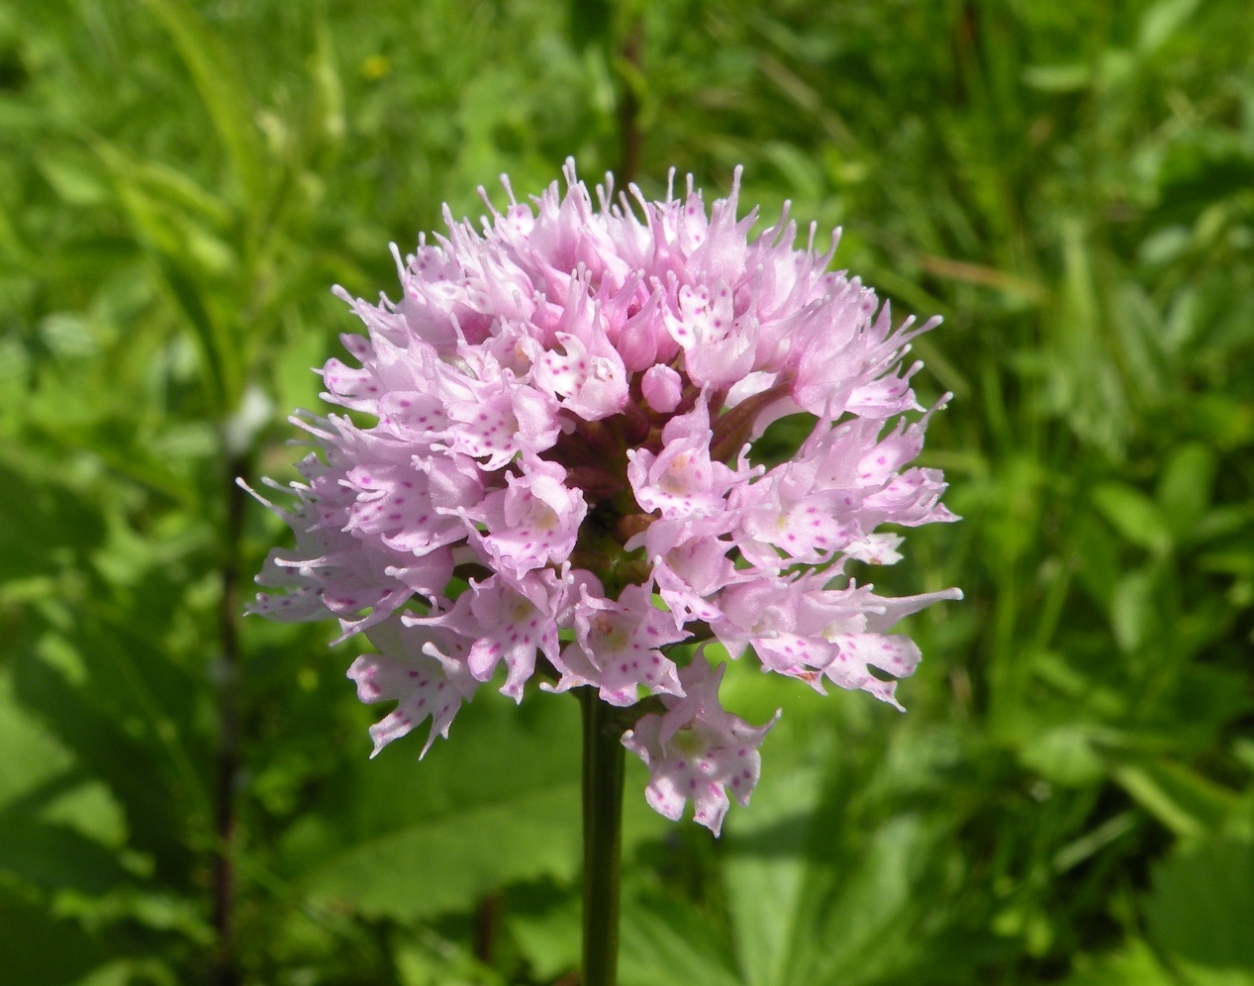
<box><xmin>1</xmin><ymin>0</ymin><xmax>1252</xmax><ymax>983</ymax></box>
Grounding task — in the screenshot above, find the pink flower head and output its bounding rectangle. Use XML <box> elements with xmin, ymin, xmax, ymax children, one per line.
<box><xmin>248</xmin><ymin>161</ymin><xmax>960</xmax><ymax>833</ymax></box>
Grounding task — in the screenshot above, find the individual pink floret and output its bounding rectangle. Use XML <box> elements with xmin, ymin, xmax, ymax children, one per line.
<box><xmin>626</xmin><ymin>397</ymin><xmax>753</xmax><ymax>520</ymax></box>
<box><xmin>347</xmin><ymin>615</ymin><xmax>480</xmax><ymax>758</ymax></box>
<box><xmin>554</xmin><ymin>583</ymin><xmax>687</xmax><ymax>706</ymax></box>
<box><xmin>417</xmin><ymin>572</ymin><xmax>562</xmax><ymax>702</ymax></box>
<box><xmin>622</xmin><ymin>660</ymin><xmax>779</xmax><ymax>836</ymax></box>
<box><xmin>464</xmin><ymin>456</ymin><xmax>587</xmax><ymax>580</ymax></box>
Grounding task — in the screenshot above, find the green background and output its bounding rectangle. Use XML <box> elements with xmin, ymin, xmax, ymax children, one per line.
<box><xmin>1</xmin><ymin>0</ymin><xmax>1252</xmax><ymax>983</ymax></box>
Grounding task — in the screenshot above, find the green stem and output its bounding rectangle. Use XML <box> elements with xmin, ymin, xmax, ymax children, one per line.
<box><xmin>580</xmin><ymin>687</ymin><xmax>626</xmax><ymax>986</ymax></box>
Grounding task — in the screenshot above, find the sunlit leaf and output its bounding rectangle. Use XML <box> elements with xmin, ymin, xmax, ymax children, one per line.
<box><xmin>1157</xmin><ymin>443</ymin><xmax>1216</xmax><ymax>544</ymax></box>
<box><xmin>1110</xmin><ymin>569</ymin><xmax>1157</xmax><ymax>653</ymax></box>
<box><xmin>304</xmin><ymin>784</ymin><xmax>581</xmax><ymax>921</ymax></box>
<box><xmin>12</xmin><ymin>650</ymin><xmax>203</xmax><ymax>884</ymax></box>
<box><xmin>1138</xmin><ymin>0</ymin><xmax>1201</xmax><ymax>54</ymax></box>
<box><xmin>1064</xmin><ymin>941</ymin><xmax>1178</xmax><ymax>986</ymax></box>
<box><xmin>1018</xmin><ymin>726</ymin><xmax>1105</xmax><ymax>787</ymax></box>
<box><xmin>1092</xmin><ymin>483</ymin><xmax>1172</xmax><ymax>555</ymax></box>
<box><xmin>0</xmin><ymin>673</ymin><xmax>76</xmax><ymax>811</ymax></box>
<box><xmin>35</xmin><ymin>149</ymin><xmax>111</xmax><ymax>206</ymax></box>
<box><xmin>619</xmin><ymin>883</ymin><xmax>743</xmax><ymax>986</ymax></box>
<box><xmin>722</xmin><ymin>766</ymin><xmax>823</xmax><ymax>986</ymax></box>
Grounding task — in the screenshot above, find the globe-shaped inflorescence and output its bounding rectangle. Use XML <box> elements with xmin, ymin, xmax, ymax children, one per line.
<box><xmin>246</xmin><ymin>161</ymin><xmax>961</xmax><ymax>835</ymax></box>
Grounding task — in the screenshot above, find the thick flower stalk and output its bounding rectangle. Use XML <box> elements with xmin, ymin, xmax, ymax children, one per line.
<box><xmin>247</xmin><ymin>161</ymin><xmax>960</xmax><ymax>836</ymax></box>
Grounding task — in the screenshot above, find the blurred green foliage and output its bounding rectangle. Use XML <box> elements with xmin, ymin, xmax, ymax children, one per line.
<box><xmin>1</xmin><ymin>0</ymin><xmax>1252</xmax><ymax>983</ymax></box>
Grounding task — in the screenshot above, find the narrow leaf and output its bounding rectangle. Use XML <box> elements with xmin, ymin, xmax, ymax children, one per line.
<box><xmin>140</xmin><ymin>0</ymin><xmax>266</xmax><ymax>208</ymax></box>
<box><xmin>1114</xmin><ymin>762</ymin><xmax>1239</xmax><ymax>840</ymax></box>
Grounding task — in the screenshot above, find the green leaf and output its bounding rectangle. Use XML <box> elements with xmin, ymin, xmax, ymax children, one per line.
<box><xmin>35</xmin><ymin>149</ymin><xmax>112</xmax><ymax>206</ymax></box>
<box><xmin>12</xmin><ymin>650</ymin><xmax>203</xmax><ymax>884</ymax></box>
<box><xmin>800</xmin><ymin>815</ymin><xmax>944</xmax><ymax>986</ymax></box>
<box><xmin>1157</xmin><ymin>443</ymin><xmax>1217</xmax><ymax>543</ymax></box>
<box><xmin>1110</xmin><ymin>570</ymin><xmax>1156</xmax><ymax>653</ymax></box>
<box><xmin>1092</xmin><ymin>483</ymin><xmax>1173</xmax><ymax>555</ymax></box>
<box><xmin>0</xmin><ymin>815</ymin><xmax>128</xmax><ymax>895</ymax></box>
<box><xmin>273</xmin><ymin>313</ymin><xmax>334</xmax><ymax>415</ymax></box>
<box><xmin>1018</xmin><ymin>726</ymin><xmax>1105</xmax><ymax>787</ymax></box>
<box><xmin>568</xmin><ymin>0</ymin><xmax>613</xmax><ymax>51</ymax></box>
<box><xmin>39</xmin><ymin>780</ymin><xmax>128</xmax><ymax>850</ymax></box>
<box><xmin>502</xmin><ymin>880</ymin><xmax>580</xmax><ymax>982</ymax></box>
<box><xmin>1138</xmin><ymin>0</ymin><xmax>1201</xmax><ymax>54</ymax></box>
<box><xmin>1021</xmin><ymin>64</ymin><xmax>1091</xmax><ymax>93</ymax></box>
<box><xmin>1153</xmin><ymin>666</ymin><xmax>1254</xmax><ymax>753</ymax></box>
<box><xmin>133</xmin><ymin>159</ymin><xmax>233</xmax><ymax>228</ymax></box>
<box><xmin>64</xmin><ymin>958</ymin><xmax>181</xmax><ymax>986</ymax></box>
<box><xmin>90</xmin><ymin>139</ymin><xmax>241</xmax><ymax>411</ymax></box>
<box><xmin>310</xmin><ymin>12</ymin><xmax>346</xmax><ymax>146</ymax></box>
<box><xmin>300</xmin><ymin>690</ymin><xmax>584</xmax><ymax>920</ymax></box>
<box><xmin>0</xmin><ymin>198</ymin><xmax>30</xmax><ymax>263</ymax></box>
<box><xmin>1072</xmin><ymin>512</ymin><xmax>1124</xmax><ymax>611</ymax></box>
<box><xmin>303</xmin><ymin>783</ymin><xmax>581</xmax><ymax>921</ymax></box>
<box><xmin>0</xmin><ymin>93</ymin><xmax>46</xmax><ymax>133</ymax></box>
<box><xmin>1064</xmin><ymin>941</ymin><xmax>1178</xmax><ymax>986</ymax></box>
<box><xmin>1053</xmin><ymin>812</ymin><xmax>1137</xmax><ymax>875</ymax></box>
<box><xmin>1192</xmin><ymin>507</ymin><xmax>1251</xmax><ymax>545</ymax></box>
<box><xmin>619</xmin><ymin>884</ymin><xmax>744</xmax><ymax>986</ymax></box>
<box><xmin>722</xmin><ymin>766</ymin><xmax>823</xmax><ymax>986</ymax></box>
<box><xmin>1145</xmin><ymin>839</ymin><xmax>1254</xmax><ymax>969</ymax></box>
<box><xmin>154</xmin><ymin>251</ymin><xmax>235</xmax><ymax>411</ymax></box>
<box><xmin>0</xmin><ymin>672</ymin><xmax>76</xmax><ymax>811</ymax></box>
<box><xmin>0</xmin><ymin>462</ymin><xmax>107</xmax><ymax>584</ymax></box>
<box><xmin>722</xmin><ymin>716</ymin><xmax>983</xmax><ymax>986</ymax></box>
<box><xmin>393</xmin><ymin>931</ymin><xmax>507</xmax><ymax>986</ymax></box>
<box><xmin>1114</xmin><ymin>762</ymin><xmax>1239</xmax><ymax>840</ymax></box>
<box><xmin>0</xmin><ymin>887</ymin><xmax>107</xmax><ymax>986</ymax></box>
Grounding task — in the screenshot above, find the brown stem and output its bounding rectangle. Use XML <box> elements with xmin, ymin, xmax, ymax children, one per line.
<box><xmin>473</xmin><ymin>892</ymin><xmax>501</xmax><ymax>966</ymax></box>
<box><xmin>708</xmin><ymin>382</ymin><xmax>792</xmax><ymax>463</ymax></box>
<box><xmin>210</xmin><ymin>452</ymin><xmax>248</xmax><ymax>986</ymax></box>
